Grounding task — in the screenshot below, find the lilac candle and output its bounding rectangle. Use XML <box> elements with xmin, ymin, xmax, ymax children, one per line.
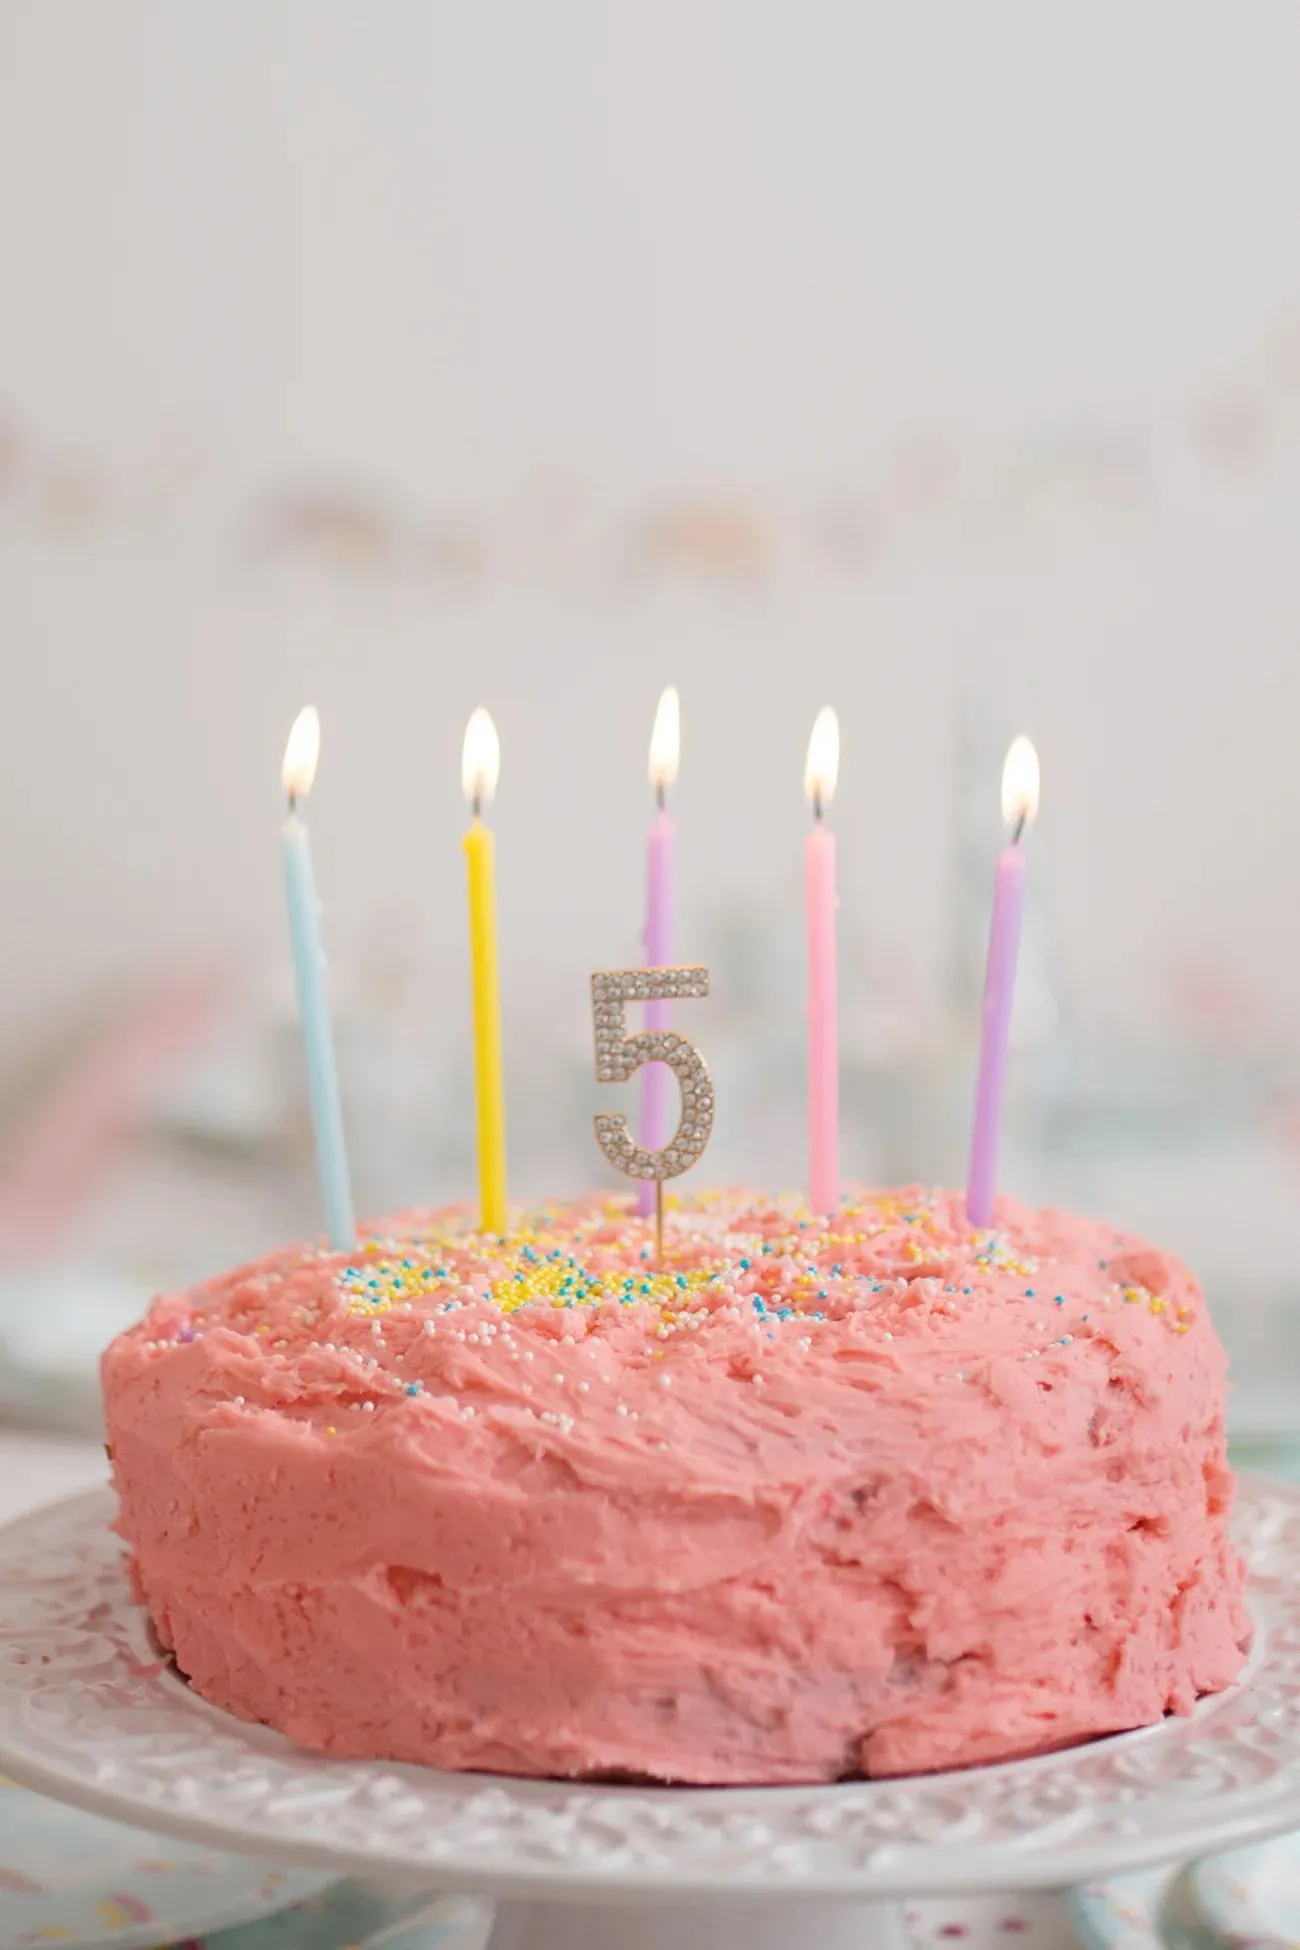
<box><xmin>804</xmin><ymin>706</ymin><xmax>840</xmax><ymax>1215</ymax></box>
<box><xmin>638</xmin><ymin>687</ymin><xmax>679</xmax><ymax>1217</ymax></box>
<box><xmin>966</xmin><ymin>735</ymin><xmax>1040</xmax><ymax>1228</ymax></box>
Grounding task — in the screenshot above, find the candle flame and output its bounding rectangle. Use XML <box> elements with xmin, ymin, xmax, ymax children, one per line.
<box><xmin>803</xmin><ymin>705</ymin><xmax>840</xmax><ymax>812</ymax></box>
<box><xmin>648</xmin><ymin>686</ymin><xmax>680</xmax><ymax>792</ymax></box>
<box><xmin>462</xmin><ymin>706</ymin><xmax>500</xmax><ymax>811</ymax></box>
<box><xmin>282</xmin><ymin>705</ymin><xmax>321</xmax><ymax>803</ymax></box>
<box><xmin>1001</xmin><ymin>734</ymin><xmax>1040</xmax><ymax>833</ymax></box>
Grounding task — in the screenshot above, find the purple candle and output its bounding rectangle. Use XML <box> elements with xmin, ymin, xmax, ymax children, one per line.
<box><xmin>804</xmin><ymin>706</ymin><xmax>840</xmax><ymax>1215</ymax></box>
<box><xmin>966</xmin><ymin>735</ymin><xmax>1040</xmax><ymax>1229</ymax></box>
<box><xmin>638</xmin><ymin>687</ymin><xmax>679</xmax><ymax>1217</ymax></box>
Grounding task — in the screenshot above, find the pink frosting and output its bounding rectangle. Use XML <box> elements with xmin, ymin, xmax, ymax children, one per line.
<box><xmin>101</xmin><ymin>1187</ymin><xmax>1249</xmax><ymax>1784</ymax></box>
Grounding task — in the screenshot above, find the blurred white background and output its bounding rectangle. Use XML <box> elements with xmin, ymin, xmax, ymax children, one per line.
<box><xmin>2</xmin><ymin>3</ymin><xmax>1300</xmax><ymax>1430</ymax></box>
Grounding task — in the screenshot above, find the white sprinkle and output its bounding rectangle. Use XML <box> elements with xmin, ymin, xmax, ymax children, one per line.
<box><xmin>615</xmin><ymin>1403</ymin><xmax>629</xmax><ymax>1417</ymax></box>
<box><xmin>657</xmin><ymin>1373</ymin><xmax>672</xmax><ymax>1389</ymax></box>
<box><xmin>752</xmin><ymin>1374</ymin><xmax>764</xmax><ymax>1387</ymax></box>
<box><xmin>522</xmin><ymin>1351</ymin><xmax>534</xmax><ymax>1363</ymax></box>
<box><xmin>362</xmin><ymin>1400</ymin><xmax>375</xmax><ymax>1412</ymax></box>
<box><xmin>576</xmin><ymin>1380</ymin><xmax>589</xmax><ymax>1393</ymax></box>
<box><xmin>554</xmin><ymin>1372</ymin><xmax>565</xmax><ymax>1385</ymax></box>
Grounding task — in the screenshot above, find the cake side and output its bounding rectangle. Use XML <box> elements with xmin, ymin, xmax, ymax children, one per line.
<box><xmin>101</xmin><ymin>1188</ymin><xmax>1250</xmax><ymax>1784</ymax></box>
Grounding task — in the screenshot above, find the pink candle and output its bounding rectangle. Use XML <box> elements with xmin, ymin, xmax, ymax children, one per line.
<box><xmin>804</xmin><ymin>706</ymin><xmax>840</xmax><ymax>1214</ymax></box>
<box><xmin>966</xmin><ymin>735</ymin><xmax>1041</xmax><ymax>1229</ymax></box>
<box><xmin>638</xmin><ymin>688</ymin><xmax>680</xmax><ymax>1215</ymax></box>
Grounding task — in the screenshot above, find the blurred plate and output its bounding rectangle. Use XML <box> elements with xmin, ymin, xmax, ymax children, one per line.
<box><xmin>0</xmin><ymin>1774</ymin><xmax>331</xmax><ymax>1950</ymax></box>
<box><xmin>1067</xmin><ymin>1867</ymin><xmax>1170</xmax><ymax>1950</ymax></box>
<box><xmin>0</xmin><ymin>1263</ymin><xmax>145</xmax><ymax>1431</ymax></box>
<box><xmin>1189</xmin><ymin>1834</ymin><xmax>1300</xmax><ymax>1948</ymax></box>
<box><xmin>202</xmin><ymin>1885</ymin><xmax>490</xmax><ymax>1949</ymax></box>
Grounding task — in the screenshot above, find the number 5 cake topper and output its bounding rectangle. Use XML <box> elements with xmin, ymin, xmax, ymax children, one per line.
<box><xmin>590</xmin><ymin>967</ymin><xmax>714</xmax><ymax>1262</ymax></box>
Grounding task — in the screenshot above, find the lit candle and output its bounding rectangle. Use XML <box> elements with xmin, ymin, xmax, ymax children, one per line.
<box><xmin>280</xmin><ymin>705</ymin><xmax>355</xmax><ymax>1250</ymax></box>
<box><xmin>462</xmin><ymin>707</ymin><xmax>507</xmax><ymax>1234</ymax></box>
<box><xmin>804</xmin><ymin>706</ymin><xmax>840</xmax><ymax>1215</ymax></box>
<box><xmin>966</xmin><ymin>734</ymin><xmax>1041</xmax><ymax>1228</ymax></box>
<box><xmin>637</xmin><ymin>685</ymin><xmax>680</xmax><ymax>1218</ymax></box>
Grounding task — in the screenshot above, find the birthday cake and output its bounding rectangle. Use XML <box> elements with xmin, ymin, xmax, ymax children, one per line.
<box><xmin>101</xmin><ymin>1188</ymin><xmax>1249</xmax><ymax>1784</ymax></box>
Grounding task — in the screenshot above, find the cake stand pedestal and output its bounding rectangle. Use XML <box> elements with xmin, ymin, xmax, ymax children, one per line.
<box><xmin>1</xmin><ymin>1483</ymin><xmax>1299</xmax><ymax>1950</ymax></box>
<box><xmin>484</xmin><ymin>1895</ymin><xmax>909</xmax><ymax>1948</ymax></box>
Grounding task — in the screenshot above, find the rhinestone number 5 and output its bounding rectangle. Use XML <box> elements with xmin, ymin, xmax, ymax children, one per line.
<box><xmin>591</xmin><ymin>967</ymin><xmax>715</xmax><ymax>1181</ymax></box>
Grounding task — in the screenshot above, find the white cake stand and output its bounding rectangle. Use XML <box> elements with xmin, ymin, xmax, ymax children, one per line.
<box><xmin>1</xmin><ymin>1482</ymin><xmax>1299</xmax><ymax>1950</ymax></box>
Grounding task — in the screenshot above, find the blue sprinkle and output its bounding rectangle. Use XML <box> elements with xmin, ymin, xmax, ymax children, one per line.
<box><xmin>962</xmin><ymin>1286</ymin><xmax>971</xmax><ymax>1294</ymax></box>
<box><xmin>739</xmin><ymin>1258</ymin><xmax>751</xmax><ymax>1270</ymax></box>
<box><xmin>1025</xmin><ymin>1288</ymin><xmax>1035</xmax><ymax>1297</ymax></box>
<box><xmin>1054</xmin><ymin>1295</ymin><xmax>1065</xmax><ymax>1305</ymax></box>
<box><xmin>405</xmin><ymin>1381</ymin><xmax>423</xmax><ymax>1395</ymax></box>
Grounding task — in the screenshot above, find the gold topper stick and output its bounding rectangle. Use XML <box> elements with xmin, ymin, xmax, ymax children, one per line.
<box><xmin>591</xmin><ymin>967</ymin><xmax>714</xmax><ymax>1264</ymax></box>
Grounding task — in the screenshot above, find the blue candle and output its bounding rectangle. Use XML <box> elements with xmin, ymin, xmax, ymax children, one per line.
<box><xmin>280</xmin><ymin>706</ymin><xmax>355</xmax><ymax>1250</ymax></box>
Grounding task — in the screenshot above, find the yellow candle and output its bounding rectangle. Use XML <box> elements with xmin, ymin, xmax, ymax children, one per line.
<box><xmin>462</xmin><ymin>708</ymin><xmax>507</xmax><ymax>1233</ymax></box>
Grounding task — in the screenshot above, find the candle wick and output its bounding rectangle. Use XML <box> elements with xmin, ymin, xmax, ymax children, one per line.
<box><xmin>655</xmin><ymin>780</ymin><xmax>667</xmax><ymax>814</ymax></box>
<box><xmin>472</xmin><ymin>789</ymin><xmax>482</xmax><ymax>822</ymax></box>
<box><xmin>1010</xmin><ymin>808</ymin><xmax>1027</xmax><ymax>846</ymax></box>
<box><xmin>812</xmin><ymin>788</ymin><xmax>824</xmax><ymax>823</ymax></box>
<box><xmin>286</xmin><ymin>790</ymin><xmax>297</xmax><ymax>817</ymax></box>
